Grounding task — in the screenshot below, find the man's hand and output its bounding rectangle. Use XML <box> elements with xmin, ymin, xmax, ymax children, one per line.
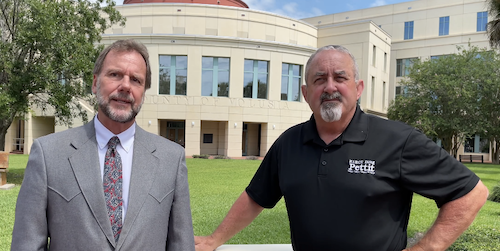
<box><xmin>193</xmin><ymin>192</ymin><xmax>264</xmax><ymax>251</ymax></box>
<box><xmin>195</xmin><ymin>235</ymin><xmax>217</xmax><ymax>251</ymax></box>
<box><xmin>402</xmin><ymin>180</ymin><xmax>488</xmax><ymax>251</ymax></box>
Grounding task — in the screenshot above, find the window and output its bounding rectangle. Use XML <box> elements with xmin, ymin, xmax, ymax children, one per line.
<box><xmin>371</xmin><ymin>77</ymin><xmax>375</xmax><ymax>108</ymax></box>
<box><xmin>372</xmin><ymin>45</ymin><xmax>376</xmax><ymax>66</ymax></box>
<box><xmin>396</xmin><ymin>58</ymin><xmax>418</xmax><ymax>77</ymax></box>
<box><xmin>464</xmin><ymin>135</ymin><xmax>489</xmax><ymax>153</ymax></box>
<box><xmin>382</xmin><ymin>81</ymin><xmax>386</xmax><ymax>108</ymax></box>
<box><xmin>431</xmin><ymin>55</ymin><xmax>450</xmax><ymax>61</ymax></box>
<box><xmin>439</xmin><ymin>16</ymin><xmax>449</xmax><ymax>36</ymax></box>
<box><xmin>159</xmin><ymin>55</ymin><xmax>187</xmax><ymax>95</ymax></box>
<box><xmin>477</xmin><ymin>11</ymin><xmax>488</xmax><ymax>32</ymax></box>
<box><xmin>203</xmin><ymin>134</ymin><xmax>213</xmax><ymax>144</ymax></box>
<box><xmin>384</xmin><ymin>52</ymin><xmax>387</xmax><ymax>72</ymax></box>
<box><xmin>202</xmin><ymin>57</ymin><xmax>230</xmax><ymax>97</ymax></box>
<box><xmin>281</xmin><ymin>63</ymin><xmax>302</xmax><ymax>101</ymax></box>
<box><xmin>404</xmin><ymin>21</ymin><xmax>414</xmax><ymax>40</ymax></box>
<box><xmin>243</xmin><ymin>60</ymin><xmax>268</xmax><ymax>99</ymax></box>
<box><xmin>395</xmin><ymin>86</ymin><xmax>408</xmax><ymax>98</ymax></box>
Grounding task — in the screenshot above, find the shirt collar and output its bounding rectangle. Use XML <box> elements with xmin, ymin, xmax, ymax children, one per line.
<box><xmin>302</xmin><ymin>105</ymin><xmax>368</xmax><ymax>146</ymax></box>
<box><xmin>94</xmin><ymin>114</ymin><xmax>136</xmax><ymax>153</ymax></box>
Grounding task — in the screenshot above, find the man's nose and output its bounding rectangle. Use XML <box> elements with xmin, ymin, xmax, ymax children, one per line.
<box><xmin>324</xmin><ymin>78</ymin><xmax>337</xmax><ymax>94</ymax></box>
<box><xmin>119</xmin><ymin>76</ymin><xmax>132</xmax><ymax>91</ymax></box>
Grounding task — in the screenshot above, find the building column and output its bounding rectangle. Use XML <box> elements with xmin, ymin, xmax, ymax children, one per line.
<box><xmin>226</xmin><ymin>120</ymin><xmax>242</xmax><ymax>158</ymax></box>
<box><xmin>185</xmin><ymin>119</ymin><xmax>200</xmax><ymax>157</ymax></box>
<box><xmin>218</xmin><ymin>121</ymin><xmax>227</xmax><ymax>156</ymax></box>
<box><xmin>24</xmin><ymin>113</ymin><xmax>33</xmax><ymax>154</ymax></box>
<box><xmin>260</xmin><ymin>123</ymin><xmax>270</xmax><ymax>157</ymax></box>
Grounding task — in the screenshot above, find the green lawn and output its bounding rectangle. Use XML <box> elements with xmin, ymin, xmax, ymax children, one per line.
<box><xmin>1</xmin><ymin>155</ymin><xmax>499</xmax><ymax>250</ymax></box>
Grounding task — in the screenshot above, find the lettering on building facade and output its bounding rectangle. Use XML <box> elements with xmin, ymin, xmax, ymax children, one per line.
<box><xmin>144</xmin><ymin>95</ymin><xmax>290</xmax><ymax>109</ymax></box>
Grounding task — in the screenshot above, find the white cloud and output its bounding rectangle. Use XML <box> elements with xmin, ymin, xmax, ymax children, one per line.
<box><xmin>244</xmin><ymin>0</ymin><xmax>323</xmax><ymax>19</ymax></box>
<box><xmin>311</xmin><ymin>7</ymin><xmax>324</xmax><ymax>17</ymax></box>
<box><xmin>244</xmin><ymin>0</ymin><xmax>276</xmax><ymax>10</ymax></box>
<box><xmin>370</xmin><ymin>0</ymin><xmax>387</xmax><ymax>7</ymax></box>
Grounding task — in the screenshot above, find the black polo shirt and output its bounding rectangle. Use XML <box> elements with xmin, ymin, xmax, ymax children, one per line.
<box><xmin>246</xmin><ymin>106</ymin><xmax>479</xmax><ymax>251</ymax></box>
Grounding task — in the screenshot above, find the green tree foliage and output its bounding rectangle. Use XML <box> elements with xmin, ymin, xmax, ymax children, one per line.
<box><xmin>387</xmin><ymin>45</ymin><xmax>490</xmax><ymax>158</ymax></box>
<box><xmin>487</xmin><ymin>0</ymin><xmax>500</xmax><ymax>48</ymax></box>
<box><xmin>0</xmin><ymin>0</ymin><xmax>124</xmax><ymax>151</ymax></box>
<box><xmin>473</xmin><ymin>49</ymin><xmax>500</xmax><ymax>164</ymax></box>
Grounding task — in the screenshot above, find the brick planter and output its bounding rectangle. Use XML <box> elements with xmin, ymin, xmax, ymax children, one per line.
<box><xmin>0</xmin><ymin>152</ymin><xmax>9</xmax><ymax>185</ymax></box>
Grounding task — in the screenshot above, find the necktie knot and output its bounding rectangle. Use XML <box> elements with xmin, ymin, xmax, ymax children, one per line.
<box><xmin>108</xmin><ymin>136</ymin><xmax>120</xmax><ymax>150</ymax></box>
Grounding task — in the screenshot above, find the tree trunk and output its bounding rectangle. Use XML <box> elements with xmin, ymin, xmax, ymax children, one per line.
<box><xmin>0</xmin><ymin>116</ymin><xmax>15</xmax><ymax>152</ymax></box>
<box><xmin>493</xmin><ymin>139</ymin><xmax>500</xmax><ymax>164</ymax></box>
<box><xmin>441</xmin><ymin>136</ymin><xmax>454</xmax><ymax>158</ymax></box>
<box><xmin>0</xmin><ymin>132</ymin><xmax>5</xmax><ymax>152</ymax></box>
<box><xmin>451</xmin><ymin>134</ymin><xmax>462</xmax><ymax>159</ymax></box>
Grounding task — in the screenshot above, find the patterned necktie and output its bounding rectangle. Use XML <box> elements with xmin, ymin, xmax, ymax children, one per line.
<box><xmin>103</xmin><ymin>136</ymin><xmax>123</xmax><ymax>244</ymax></box>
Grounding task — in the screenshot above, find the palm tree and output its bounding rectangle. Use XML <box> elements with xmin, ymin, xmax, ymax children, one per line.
<box><xmin>487</xmin><ymin>0</ymin><xmax>500</xmax><ymax>48</ymax></box>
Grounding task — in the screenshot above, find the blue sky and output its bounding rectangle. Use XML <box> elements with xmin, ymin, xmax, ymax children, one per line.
<box><xmin>114</xmin><ymin>0</ymin><xmax>413</xmax><ymax>19</ymax></box>
<box><xmin>240</xmin><ymin>0</ymin><xmax>413</xmax><ymax>19</ymax></box>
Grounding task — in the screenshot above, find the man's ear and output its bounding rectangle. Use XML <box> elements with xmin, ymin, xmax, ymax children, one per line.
<box><xmin>301</xmin><ymin>85</ymin><xmax>308</xmax><ymax>103</ymax></box>
<box><xmin>356</xmin><ymin>80</ymin><xmax>364</xmax><ymax>100</ymax></box>
<box><xmin>92</xmin><ymin>75</ymin><xmax>98</xmax><ymax>94</ymax></box>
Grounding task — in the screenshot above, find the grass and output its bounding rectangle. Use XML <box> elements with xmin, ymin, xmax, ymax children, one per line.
<box><xmin>0</xmin><ymin>155</ymin><xmax>26</xmax><ymax>250</ymax></box>
<box><xmin>1</xmin><ymin>155</ymin><xmax>499</xmax><ymax>250</ymax></box>
<box><xmin>407</xmin><ymin>164</ymin><xmax>500</xmax><ymax>250</ymax></box>
<box><xmin>189</xmin><ymin>159</ymin><xmax>289</xmax><ymax>244</ymax></box>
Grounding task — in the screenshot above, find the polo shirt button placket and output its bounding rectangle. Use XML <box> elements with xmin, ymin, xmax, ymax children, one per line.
<box><xmin>319</xmin><ymin>147</ymin><xmax>329</xmax><ymax>175</ymax></box>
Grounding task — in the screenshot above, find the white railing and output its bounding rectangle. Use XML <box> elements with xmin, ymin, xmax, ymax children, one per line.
<box><xmin>12</xmin><ymin>138</ymin><xmax>24</xmax><ymax>152</ymax></box>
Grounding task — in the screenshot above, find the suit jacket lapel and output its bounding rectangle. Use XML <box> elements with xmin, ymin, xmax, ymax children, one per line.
<box><xmin>116</xmin><ymin>125</ymin><xmax>159</xmax><ymax>249</ymax></box>
<box><xmin>68</xmin><ymin>121</ymin><xmax>116</xmax><ymax>247</ymax></box>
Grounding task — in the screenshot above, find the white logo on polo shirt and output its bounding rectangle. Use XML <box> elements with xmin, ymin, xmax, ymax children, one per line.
<box><xmin>348</xmin><ymin>159</ymin><xmax>376</xmax><ymax>175</ymax></box>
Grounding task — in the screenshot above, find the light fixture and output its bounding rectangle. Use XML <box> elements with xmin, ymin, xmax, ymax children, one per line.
<box><xmin>234</xmin><ymin>122</ymin><xmax>237</xmax><ymax>128</ymax></box>
<box><xmin>191</xmin><ymin>121</ymin><xmax>195</xmax><ymax>126</ymax></box>
<box><xmin>148</xmin><ymin>121</ymin><xmax>152</xmax><ymax>125</ymax></box>
<box><xmin>273</xmin><ymin>124</ymin><xmax>276</xmax><ymax>129</ymax></box>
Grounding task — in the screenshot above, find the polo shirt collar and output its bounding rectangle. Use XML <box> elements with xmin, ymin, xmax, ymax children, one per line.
<box><xmin>302</xmin><ymin>105</ymin><xmax>368</xmax><ymax>146</ymax></box>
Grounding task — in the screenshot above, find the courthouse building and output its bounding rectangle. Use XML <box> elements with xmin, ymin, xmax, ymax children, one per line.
<box><xmin>5</xmin><ymin>0</ymin><xmax>493</xmax><ymax>160</ymax></box>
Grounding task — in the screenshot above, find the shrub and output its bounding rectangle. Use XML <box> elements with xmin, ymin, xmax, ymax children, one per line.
<box><xmin>245</xmin><ymin>156</ymin><xmax>259</xmax><ymax>160</ymax></box>
<box><xmin>488</xmin><ymin>183</ymin><xmax>500</xmax><ymax>203</ymax></box>
<box><xmin>213</xmin><ymin>155</ymin><xmax>230</xmax><ymax>159</ymax></box>
<box><xmin>192</xmin><ymin>154</ymin><xmax>210</xmax><ymax>159</ymax></box>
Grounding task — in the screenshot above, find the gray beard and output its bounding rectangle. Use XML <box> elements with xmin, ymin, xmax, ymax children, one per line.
<box><xmin>96</xmin><ymin>81</ymin><xmax>143</xmax><ymax>123</ymax></box>
<box><xmin>320</xmin><ymin>92</ymin><xmax>343</xmax><ymax>122</ymax></box>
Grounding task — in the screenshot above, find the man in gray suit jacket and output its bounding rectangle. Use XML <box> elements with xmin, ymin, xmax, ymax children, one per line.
<box><xmin>12</xmin><ymin>39</ymin><xmax>195</xmax><ymax>250</ymax></box>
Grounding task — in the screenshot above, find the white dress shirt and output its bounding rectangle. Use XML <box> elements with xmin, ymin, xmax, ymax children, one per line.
<box><xmin>94</xmin><ymin>115</ymin><xmax>134</xmax><ymax>221</ymax></box>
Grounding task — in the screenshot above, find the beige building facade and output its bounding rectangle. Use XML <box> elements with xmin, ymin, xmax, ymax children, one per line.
<box><xmin>304</xmin><ymin>0</ymin><xmax>493</xmax><ymax>161</ymax></box>
<box><xmin>5</xmin><ymin>0</ymin><xmax>494</xmax><ymax>160</ymax></box>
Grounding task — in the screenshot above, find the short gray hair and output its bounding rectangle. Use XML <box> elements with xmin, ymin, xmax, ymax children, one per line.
<box><xmin>93</xmin><ymin>39</ymin><xmax>152</xmax><ymax>89</ymax></box>
<box><xmin>304</xmin><ymin>45</ymin><xmax>359</xmax><ymax>85</ymax></box>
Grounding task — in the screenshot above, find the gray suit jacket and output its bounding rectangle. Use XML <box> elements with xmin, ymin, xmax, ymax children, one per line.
<box><xmin>11</xmin><ymin>121</ymin><xmax>195</xmax><ymax>251</ymax></box>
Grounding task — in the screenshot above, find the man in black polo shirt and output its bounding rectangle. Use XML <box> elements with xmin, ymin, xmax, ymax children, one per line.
<box><xmin>195</xmin><ymin>45</ymin><xmax>489</xmax><ymax>251</ymax></box>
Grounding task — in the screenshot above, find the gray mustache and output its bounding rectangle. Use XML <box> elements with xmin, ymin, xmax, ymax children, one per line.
<box><xmin>110</xmin><ymin>93</ymin><xmax>134</xmax><ymax>103</ymax></box>
<box><xmin>321</xmin><ymin>92</ymin><xmax>342</xmax><ymax>102</ymax></box>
